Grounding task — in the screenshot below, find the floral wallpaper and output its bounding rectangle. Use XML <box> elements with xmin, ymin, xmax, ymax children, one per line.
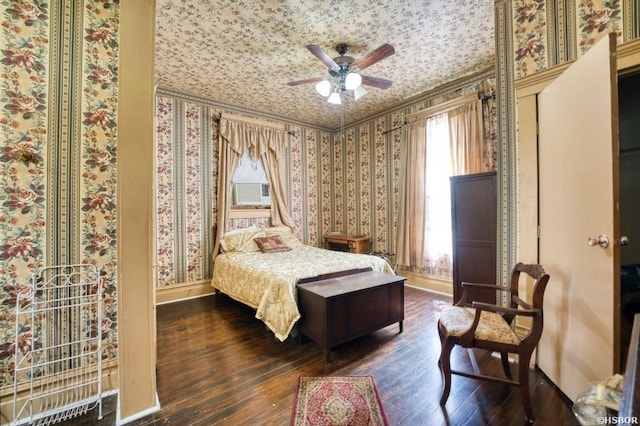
<box><xmin>81</xmin><ymin>1</ymin><xmax>119</xmax><ymax>366</ymax></box>
<box><xmin>0</xmin><ymin>0</ymin><xmax>120</xmax><ymax>390</ymax></box>
<box><xmin>513</xmin><ymin>0</ymin><xmax>548</xmax><ymax>77</ymax></box>
<box><xmin>183</xmin><ymin>103</ymin><xmax>205</xmax><ymax>282</ymax></box>
<box><xmin>577</xmin><ymin>0</ymin><xmax>622</xmax><ymax>53</ymax></box>
<box><xmin>0</xmin><ymin>0</ymin><xmax>49</xmax><ymax>389</ymax></box>
<box><xmin>513</xmin><ymin>0</ymin><xmax>626</xmax><ymax>79</ymax></box>
<box><xmin>155</xmin><ymin>96</ymin><xmax>177</xmax><ymax>286</ymax></box>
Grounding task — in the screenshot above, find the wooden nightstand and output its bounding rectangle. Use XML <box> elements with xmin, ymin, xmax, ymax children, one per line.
<box><xmin>323</xmin><ymin>234</ymin><xmax>371</xmax><ymax>254</ymax></box>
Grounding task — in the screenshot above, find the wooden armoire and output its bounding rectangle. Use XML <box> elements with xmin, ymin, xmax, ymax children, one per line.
<box><xmin>450</xmin><ymin>171</ymin><xmax>497</xmax><ymax>304</ymax></box>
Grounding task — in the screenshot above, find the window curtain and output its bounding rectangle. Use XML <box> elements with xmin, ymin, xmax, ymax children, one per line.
<box><xmin>395</xmin><ymin>119</ymin><xmax>428</xmax><ymax>268</ymax></box>
<box><xmin>448</xmin><ymin>99</ymin><xmax>486</xmax><ymax>175</ymax></box>
<box><xmin>396</xmin><ymin>95</ymin><xmax>488</xmax><ymax>276</ymax></box>
<box><xmin>212</xmin><ymin>115</ymin><xmax>295</xmax><ymax>258</ymax></box>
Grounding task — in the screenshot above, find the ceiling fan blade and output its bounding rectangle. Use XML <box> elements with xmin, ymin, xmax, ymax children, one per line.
<box><xmin>287</xmin><ymin>77</ymin><xmax>324</xmax><ymax>86</ymax></box>
<box><xmin>305</xmin><ymin>45</ymin><xmax>340</xmax><ymax>72</ymax></box>
<box><xmin>353</xmin><ymin>43</ymin><xmax>395</xmax><ymax>71</ymax></box>
<box><xmin>361</xmin><ymin>75</ymin><xmax>393</xmax><ymax>89</ymax></box>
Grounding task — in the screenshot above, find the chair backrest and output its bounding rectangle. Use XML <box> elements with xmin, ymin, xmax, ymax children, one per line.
<box><xmin>508</xmin><ymin>263</ymin><xmax>550</xmax><ymax>340</ymax></box>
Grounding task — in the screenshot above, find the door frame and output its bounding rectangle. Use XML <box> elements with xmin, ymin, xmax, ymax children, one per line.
<box><xmin>514</xmin><ymin>38</ymin><xmax>640</xmax><ymax>373</ymax></box>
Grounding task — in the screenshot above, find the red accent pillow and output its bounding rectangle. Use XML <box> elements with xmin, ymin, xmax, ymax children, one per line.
<box><xmin>254</xmin><ymin>235</ymin><xmax>292</xmax><ymax>253</ymax></box>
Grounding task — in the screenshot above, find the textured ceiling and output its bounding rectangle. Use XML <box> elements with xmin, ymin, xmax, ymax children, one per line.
<box><xmin>155</xmin><ymin>0</ymin><xmax>495</xmax><ymax>130</ymax></box>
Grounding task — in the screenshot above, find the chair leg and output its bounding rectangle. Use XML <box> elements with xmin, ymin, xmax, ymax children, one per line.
<box><xmin>437</xmin><ymin>324</ymin><xmax>444</xmax><ymax>369</ymax></box>
<box><xmin>439</xmin><ymin>338</ymin><xmax>455</xmax><ymax>406</ymax></box>
<box><xmin>500</xmin><ymin>352</ymin><xmax>512</xmax><ymax>379</ymax></box>
<box><xmin>518</xmin><ymin>353</ymin><xmax>534</xmax><ymax>423</ymax></box>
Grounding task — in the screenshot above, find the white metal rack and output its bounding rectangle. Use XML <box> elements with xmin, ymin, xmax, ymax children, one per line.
<box><xmin>12</xmin><ymin>264</ymin><xmax>103</xmax><ymax>425</ymax></box>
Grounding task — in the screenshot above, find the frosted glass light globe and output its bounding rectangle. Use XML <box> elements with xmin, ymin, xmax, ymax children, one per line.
<box><xmin>345</xmin><ymin>72</ymin><xmax>362</xmax><ymax>90</ymax></box>
<box><xmin>315</xmin><ymin>80</ymin><xmax>331</xmax><ymax>97</ymax></box>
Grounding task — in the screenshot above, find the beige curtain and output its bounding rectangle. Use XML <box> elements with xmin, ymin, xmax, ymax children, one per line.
<box><xmin>396</xmin><ymin>96</ymin><xmax>489</xmax><ymax>272</ymax></box>
<box><xmin>212</xmin><ymin>133</ymin><xmax>241</xmax><ymax>259</ymax></box>
<box><xmin>395</xmin><ymin>119</ymin><xmax>428</xmax><ymax>268</ymax></box>
<box><xmin>448</xmin><ymin>99</ymin><xmax>485</xmax><ymax>175</ymax></box>
<box><xmin>262</xmin><ymin>151</ymin><xmax>295</xmax><ymax>228</ymax></box>
<box><xmin>212</xmin><ymin>116</ymin><xmax>295</xmax><ymax>258</ymax></box>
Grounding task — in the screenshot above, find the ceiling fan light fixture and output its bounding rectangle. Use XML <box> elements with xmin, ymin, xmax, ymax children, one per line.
<box><xmin>354</xmin><ymin>85</ymin><xmax>367</xmax><ymax>101</ymax></box>
<box><xmin>288</xmin><ymin>43</ymin><xmax>394</xmax><ymax>105</ymax></box>
<box><xmin>344</xmin><ymin>72</ymin><xmax>362</xmax><ymax>90</ymax></box>
<box><xmin>315</xmin><ymin>80</ymin><xmax>331</xmax><ymax>97</ymax></box>
<box><xmin>327</xmin><ymin>92</ymin><xmax>342</xmax><ymax>105</ymax></box>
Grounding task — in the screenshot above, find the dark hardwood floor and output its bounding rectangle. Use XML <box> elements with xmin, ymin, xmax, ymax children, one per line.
<box><xmin>66</xmin><ymin>286</ymin><xmax>578</xmax><ymax>425</ymax></box>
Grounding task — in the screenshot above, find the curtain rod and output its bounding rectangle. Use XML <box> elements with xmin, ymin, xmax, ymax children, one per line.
<box><xmin>382</xmin><ymin>123</ymin><xmax>406</xmax><ymax>135</ymax></box>
<box><xmin>382</xmin><ymin>91</ymin><xmax>494</xmax><ymax>135</ymax></box>
<box><xmin>218</xmin><ymin>112</ymin><xmax>286</xmax><ymax>131</ymax></box>
<box><xmin>405</xmin><ymin>91</ymin><xmax>481</xmax><ymax>123</ymax></box>
<box><xmin>212</xmin><ymin>112</ymin><xmax>295</xmax><ymax>135</ymax></box>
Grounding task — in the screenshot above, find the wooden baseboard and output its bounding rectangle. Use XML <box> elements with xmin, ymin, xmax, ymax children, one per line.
<box><xmin>156</xmin><ymin>280</ymin><xmax>216</xmax><ymax>304</ymax></box>
<box><xmin>397</xmin><ymin>270</ymin><xmax>453</xmax><ymax>296</ymax></box>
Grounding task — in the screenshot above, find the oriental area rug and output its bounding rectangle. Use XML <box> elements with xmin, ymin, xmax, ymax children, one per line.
<box><xmin>290</xmin><ymin>376</ymin><xmax>389</xmax><ymax>426</ymax></box>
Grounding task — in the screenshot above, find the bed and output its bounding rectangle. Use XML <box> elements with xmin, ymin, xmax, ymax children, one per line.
<box><xmin>211</xmin><ymin>226</ymin><xmax>394</xmax><ymax>341</ymax></box>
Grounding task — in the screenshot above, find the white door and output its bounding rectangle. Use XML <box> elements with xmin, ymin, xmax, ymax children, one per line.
<box><xmin>537</xmin><ymin>33</ymin><xmax>620</xmax><ymax>401</ymax></box>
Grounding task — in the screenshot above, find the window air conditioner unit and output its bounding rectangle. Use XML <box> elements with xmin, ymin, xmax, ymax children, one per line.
<box><xmin>232</xmin><ymin>183</ymin><xmax>271</xmax><ymax>206</ymax></box>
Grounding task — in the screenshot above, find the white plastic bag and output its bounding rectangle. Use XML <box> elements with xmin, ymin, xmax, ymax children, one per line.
<box><xmin>572</xmin><ymin>374</ymin><xmax>624</xmax><ymax>425</ymax></box>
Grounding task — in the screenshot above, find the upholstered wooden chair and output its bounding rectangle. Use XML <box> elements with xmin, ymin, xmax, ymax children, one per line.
<box><xmin>437</xmin><ymin>263</ymin><xmax>550</xmax><ymax>423</ymax></box>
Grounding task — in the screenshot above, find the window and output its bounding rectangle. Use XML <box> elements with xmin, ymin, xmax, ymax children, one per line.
<box><xmin>231</xmin><ymin>150</ymin><xmax>271</xmax><ymax>207</ymax></box>
<box><xmin>232</xmin><ymin>149</ymin><xmax>268</xmax><ymax>184</ymax></box>
<box><xmin>424</xmin><ymin>113</ymin><xmax>453</xmax><ymax>277</ymax></box>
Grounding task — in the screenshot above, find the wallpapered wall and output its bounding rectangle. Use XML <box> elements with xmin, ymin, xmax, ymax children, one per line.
<box><xmin>0</xmin><ymin>1</ymin><xmax>119</xmax><ymax>390</ymax></box>
<box><xmin>494</xmin><ymin>0</ymin><xmax>637</xmax><ymax>283</ymax></box>
<box><xmin>154</xmin><ymin>71</ymin><xmax>497</xmax><ymax>288</ymax></box>
<box><xmin>510</xmin><ymin>0</ymin><xmax>630</xmax><ymax>78</ymax></box>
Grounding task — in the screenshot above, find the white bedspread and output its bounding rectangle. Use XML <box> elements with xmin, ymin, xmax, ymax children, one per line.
<box><xmin>211</xmin><ymin>245</ymin><xmax>394</xmax><ymax>341</ymax></box>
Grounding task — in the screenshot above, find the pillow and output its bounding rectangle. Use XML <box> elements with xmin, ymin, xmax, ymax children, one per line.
<box><xmin>254</xmin><ymin>235</ymin><xmax>292</xmax><ymax>253</ymax></box>
<box><xmin>223</xmin><ymin>224</ymin><xmax>258</xmax><ymax>237</ymax></box>
<box><xmin>264</xmin><ymin>226</ymin><xmax>303</xmax><ymax>248</ymax></box>
<box><xmin>220</xmin><ymin>229</ymin><xmax>265</xmax><ymax>253</ymax></box>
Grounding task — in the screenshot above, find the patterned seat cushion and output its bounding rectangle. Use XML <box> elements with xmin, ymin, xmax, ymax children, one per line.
<box><xmin>439</xmin><ymin>306</ymin><xmax>520</xmax><ymax>345</ymax></box>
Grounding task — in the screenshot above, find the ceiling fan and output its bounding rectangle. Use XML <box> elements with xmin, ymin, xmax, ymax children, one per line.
<box><xmin>287</xmin><ymin>43</ymin><xmax>395</xmax><ymax>105</ymax></box>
